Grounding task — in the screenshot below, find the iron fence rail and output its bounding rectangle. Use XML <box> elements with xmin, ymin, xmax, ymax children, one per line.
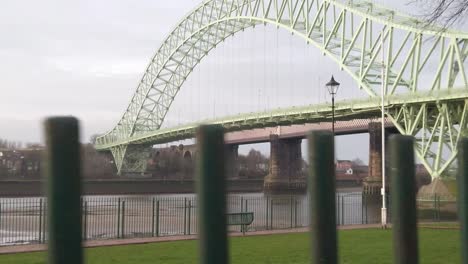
<box><xmin>0</xmin><ymin>193</ymin><xmax>456</xmax><ymax>246</ymax></box>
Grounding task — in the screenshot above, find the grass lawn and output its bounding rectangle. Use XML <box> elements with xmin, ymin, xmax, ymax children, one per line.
<box><xmin>0</xmin><ymin>228</ymin><xmax>460</xmax><ymax>264</ymax></box>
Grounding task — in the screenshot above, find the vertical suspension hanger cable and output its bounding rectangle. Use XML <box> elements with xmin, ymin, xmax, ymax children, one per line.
<box><xmin>231</xmin><ymin>37</ymin><xmax>234</xmax><ymax>116</ymax></box>
<box><xmin>198</xmin><ymin>64</ymin><xmax>200</xmax><ymax>120</ymax></box>
<box><xmin>276</xmin><ymin>29</ymin><xmax>279</xmax><ymax>108</ymax></box>
<box><xmin>264</xmin><ymin>23</ymin><xmax>267</xmax><ymax>111</ymax></box>
<box><xmin>289</xmin><ymin>33</ymin><xmax>293</xmax><ymax>104</ymax></box>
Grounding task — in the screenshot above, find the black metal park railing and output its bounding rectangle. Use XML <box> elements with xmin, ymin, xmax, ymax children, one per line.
<box><xmin>37</xmin><ymin>118</ymin><xmax>468</xmax><ymax>263</ymax></box>
<box><xmin>0</xmin><ymin>193</ymin><xmax>371</xmax><ymax>245</ymax></box>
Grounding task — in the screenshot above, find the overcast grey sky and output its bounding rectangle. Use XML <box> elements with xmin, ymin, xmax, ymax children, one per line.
<box><xmin>1</xmin><ymin>0</ymin><xmax>466</xmax><ymax>162</ymax></box>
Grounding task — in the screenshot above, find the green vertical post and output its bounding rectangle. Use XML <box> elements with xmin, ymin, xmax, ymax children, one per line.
<box><xmin>390</xmin><ymin>135</ymin><xmax>419</xmax><ymax>264</ymax></box>
<box><xmin>45</xmin><ymin>117</ymin><xmax>82</xmax><ymax>264</ymax></box>
<box><xmin>308</xmin><ymin>131</ymin><xmax>337</xmax><ymax>264</ymax></box>
<box><xmin>196</xmin><ymin>125</ymin><xmax>227</xmax><ymax>264</ymax></box>
<box><xmin>457</xmin><ymin>138</ymin><xmax>468</xmax><ymax>264</ymax></box>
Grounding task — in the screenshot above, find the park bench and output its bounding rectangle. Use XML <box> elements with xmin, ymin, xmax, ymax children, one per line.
<box><xmin>226</xmin><ymin>212</ymin><xmax>254</xmax><ymax>234</ymax></box>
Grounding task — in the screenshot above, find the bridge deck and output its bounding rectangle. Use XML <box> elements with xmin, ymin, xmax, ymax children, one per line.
<box><xmin>95</xmin><ymin>89</ymin><xmax>468</xmax><ymax>150</ymax></box>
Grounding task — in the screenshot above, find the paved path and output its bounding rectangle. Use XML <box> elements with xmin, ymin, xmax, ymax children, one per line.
<box><xmin>0</xmin><ymin>224</ymin><xmax>382</xmax><ymax>255</ymax></box>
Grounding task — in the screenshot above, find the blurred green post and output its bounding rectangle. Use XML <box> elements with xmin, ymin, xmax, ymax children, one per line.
<box><xmin>196</xmin><ymin>125</ymin><xmax>228</xmax><ymax>264</ymax></box>
<box><xmin>45</xmin><ymin>117</ymin><xmax>82</xmax><ymax>264</ymax></box>
<box><xmin>458</xmin><ymin>138</ymin><xmax>468</xmax><ymax>264</ymax></box>
<box><xmin>390</xmin><ymin>135</ymin><xmax>419</xmax><ymax>264</ymax></box>
<box><xmin>308</xmin><ymin>131</ymin><xmax>337</xmax><ymax>264</ymax></box>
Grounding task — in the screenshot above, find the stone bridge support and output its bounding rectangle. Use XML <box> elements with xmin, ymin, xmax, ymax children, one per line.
<box><xmin>264</xmin><ymin>134</ymin><xmax>305</xmax><ymax>194</ymax></box>
<box><xmin>225</xmin><ymin>144</ymin><xmax>239</xmax><ymax>179</ymax></box>
<box><xmin>363</xmin><ymin>122</ymin><xmax>399</xmax><ymax>222</ymax></box>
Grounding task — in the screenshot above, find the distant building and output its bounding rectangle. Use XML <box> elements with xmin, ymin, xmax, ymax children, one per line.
<box><xmin>335</xmin><ymin>160</ymin><xmax>368</xmax><ymax>186</ymax></box>
<box><xmin>0</xmin><ymin>147</ymin><xmax>42</xmax><ymax>178</ymax></box>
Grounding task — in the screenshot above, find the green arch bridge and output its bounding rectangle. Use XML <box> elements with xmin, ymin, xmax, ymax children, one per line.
<box><xmin>95</xmin><ymin>0</ymin><xmax>468</xmax><ymax>179</ymax></box>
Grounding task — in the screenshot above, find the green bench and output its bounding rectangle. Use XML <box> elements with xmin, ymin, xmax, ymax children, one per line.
<box><xmin>226</xmin><ymin>212</ymin><xmax>254</xmax><ymax>234</ymax></box>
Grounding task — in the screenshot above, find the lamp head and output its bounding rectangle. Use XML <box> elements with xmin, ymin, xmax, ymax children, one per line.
<box><xmin>326</xmin><ymin>75</ymin><xmax>340</xmax><ymax>95</ymax></box>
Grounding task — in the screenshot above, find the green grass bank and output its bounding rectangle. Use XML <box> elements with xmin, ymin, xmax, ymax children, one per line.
<box><xmin>0</xmin><ymin>228</ymin><xmax>460</xmax><ymax>264</ymax></box>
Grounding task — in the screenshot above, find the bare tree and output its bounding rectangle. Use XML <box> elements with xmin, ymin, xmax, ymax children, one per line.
<box><xmin>414</xmin><ymin>0</ymin><xmax>468</xmax><ymax>27</ymax></box>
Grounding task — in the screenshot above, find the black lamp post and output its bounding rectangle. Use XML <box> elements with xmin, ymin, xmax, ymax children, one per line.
<box><xmin>326</xmin><ymin>76</ymin><xmax>340</xmax><ymax>134</ymax></box>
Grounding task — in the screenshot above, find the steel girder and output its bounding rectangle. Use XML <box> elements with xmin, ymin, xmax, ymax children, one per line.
<box><xmin>111</xmin><ymin>144</ymin><xmax>152</xmax><ymax>175</ymax></box>
<box><xmin>388</xmin><ymin>100</ymin><xmax>468</xmax><ymax>178</ymax></box>
<box><xmin>96</xmin><ymin>0</ymin><xmax>468</xmax><ymax>176</ymax></box>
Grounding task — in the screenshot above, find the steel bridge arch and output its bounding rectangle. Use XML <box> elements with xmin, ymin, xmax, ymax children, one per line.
<box><xmin>96</xmin><ymin>0</ymin><xmax>468</xmax><ymax>175</ymax></box>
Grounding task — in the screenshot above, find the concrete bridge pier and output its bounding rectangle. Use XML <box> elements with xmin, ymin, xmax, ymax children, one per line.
<box><xmin>264</xmin><ymin>134</ymin><xmax>305</xmax><ymax>194</ymax></box>
<box><xmin>362</xmin><ymin>122</ymin><xmax>392</xmax><ymax>223</ymax></box>
<box><xmin>225</xmin><ymin>144</ymin><xmax>239</xmax><ymax>179</ymax></box>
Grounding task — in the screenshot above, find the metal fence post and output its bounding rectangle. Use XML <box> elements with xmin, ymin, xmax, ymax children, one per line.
<box><xmin>364</xmin><ymin>194</ymin><xmax>368</xmax><ymax>224</ymax></box>
<box><xmin>151</xmin><ymin>198</ymin><xmax>155</xmax><ymax>237</ymax></box>
<box><xmin>188</xmin><ymin>200</ymin><xmax>192</xmax><ymax>235</ymax></box>
<box><xmin>361</xmin><ymin>195</ymin><xmax>364</xmax><ymax>225</ymax></box>
<box><xmin>457</xmin><ymin>138</ymin><xmax>468</xmax><ymax>264</ymax></box>
<box><xmin>240</xmin><ymin>196</ymin><xmax>244</xmax><ymax>212</ymax></box>
<box><xmin>121</xmin><ymin>201</ymin><xmax>125</xmax><ymax>239</ymax></box>
<box><xmin>117</xmin><ymin>198</ymin><xmax>121</xmax><ymax>238</ymax></box>
<box><xmin>308</xmin><ymin>131</ymin><xmax>337</xmax><ymax>264</ymax></box>
<box><xmin>83</xmin><ymin>201</ymin><xmax>88</xmax><ymax>241</ymax></box>
<box><xmin>184</xmin><ymin>197</ymin><xmax>187</xmax><ymax>235</ymax></box>
<box><xmin>390</xmin><ymin>135</ymin><xmax>419</xmax><ymax>264</ymax></box>
<box><xmin>42</xmin><ymin>202</ymin><xmax>47</xmax><ymax>243</ymax></box>
<box><xmin>270</xmin><ymin>198</ymin><xmax>273</xmax><ymax>230</ymax></box>
<box><xmin>290</xmin><ymin>196</ymin><xmax>293</xmax><ymax>229</ymax></box>
<box><xmin>437</xmin><ymin>195</ymin><xmax>441</xmax><ymax>221</ymax></box>
<box><xmin>156</xmin><ymin>200</ymin><xmax>160</xmax><ymax>237</ymax></box>
<box><xmin>38</xmin><ymin>199</ymin><xmax>42</xmax><ymax>242</ymax></box>
<box><xmin>245</xmin><ymin>199</ymin><xmax>248</xmax><ymax>233</ymax></box>
<box><xmin>196</xmin><ymin>125</ymin><xmax>228</xmax><ymax>264</ymax></box>
<box><xmin>294</xmin><ymin>198</ymin><xmax>298</xmax><ymax>228</ymax></box>
<box><xmin>265</xmin><ymin>198</ymin><xmax>269</xmax><ymax>230</ymax></box>
<box><xmin>341</xmin><ymin>196</ymin><xmax>345</xmax><ymax>225</ymax></box>
<box><xmin>45</xmin><ymin>117</ymin><xmax>82</xmax><ymax>264</ymax></box>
